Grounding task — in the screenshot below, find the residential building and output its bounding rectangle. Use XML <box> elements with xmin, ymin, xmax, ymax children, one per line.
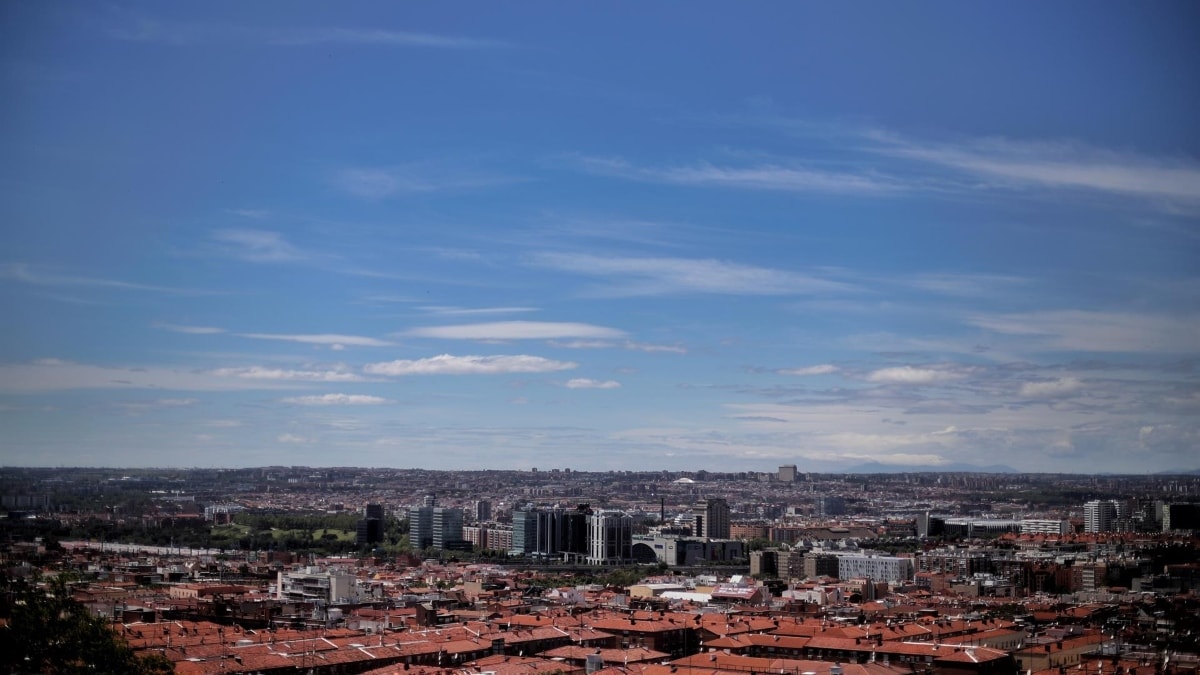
<box><xmin>277</xmin><ymin>568</ymin><xmax>364</xmax><ymax>604</ymax></box>
<box><xmin>1020</xmin><ymin>518</ymin><xmax>1071</xmax><ymax>536</ymax></box>
<box><xmin>692</xmin><ymin>498</ymin><xmax>730</xmax><ymax>539</ymax></box>
<box><xmin>836</xmin><ymin>554</ymin><xmax>914</xmax><ymax>582</ymax></box>
<box><xmin>1084</xmin><ymin>499</ymin><xmax>1119</xmax><ymax>533</ymax></box>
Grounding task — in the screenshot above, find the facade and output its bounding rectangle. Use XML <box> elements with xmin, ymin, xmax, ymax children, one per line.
<box><xmin>777</xmin><ymin>465</ymin><xmax>797</xmax><ymax>483</ymax></box>
<box><xmin>635</xmin><ymin>536</ymin><xmax>746</xmax><ymax>566</ymax></box>
<box><xmin>356</xmin><ymin>503</ymin><xmax>385</xmax><ymax>546</ymax></box>
<box><xmin>836</xmin><ymin>554</ymin><xmax>914</xmax><ymax>582</ymax></box>
<box><xmin>431</xmin><ymin>507</ymin><xmax>464</xmax><ymax>549</ymax></box>
<box><xmin>511</xmin><ymin>508</ymin><xmax>538</xmax><ymax>554</ymax></box>
<box><xmin>409</xmin><ymin>504</ymin><xmax>434</xmax><ymax>550</ymax></box>
<box><xmin>1163</xmin><ymin>503</ymin><xmax>1200</xmax><ymax>532</ymax></box>
<box><xmin>474</xmin><ymin>500</ymin><xmax>492</xmax><ymax>522</ymax></box>
<box><xmin>730</xmin><ymin>523</ymin><xmax>770</xmax><ymax>540</ymax></box>
<box><xmin>817</xmin><ymin>496</ymin><xmax>846</xmax><ymax>516</ymax></box>
<box><xmin>1020</xmin><ymin>519</ymin><xmax>1071</xmax><ymax>536</ymax></box>
<box><xmin>1084</xmin><ymin>500</ymin><xmax>1119</xmax><ymax>533</ymax></box>
<box><xmin>692</xmin><ymin>498</ymin><xmax>731</xmax><ymax>539</ymax></box>
<box><xmin>586</xmin><ymin>510</ymin><xmax>633</xmax><ymax>565</ymax></box>
<box><xmin>749</xmin><ymin>549</ymin><xmax>778</xmax><ymax>577</ymax></box>
<box><xmin>410</xmin><ymin>496</ymin><xmax>465</xmax><ymax>551</ymax></box>
<box><xmin>803</xmin><ymin>552</ymin><xmax>840</xmax><ymax>579</ymax></box>
<box><xmin>465</xmin><ymin>523</ymin><xmax>512</xmax><ymax>550</ymax></box>
<box><xmin>276</xmin><ymin>568</ymin><xmax>363</xmax><ymax>604</ymax></box>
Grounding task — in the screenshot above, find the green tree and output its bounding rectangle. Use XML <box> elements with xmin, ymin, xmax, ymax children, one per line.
<box><xmin>0</xmin><ymin>573</ymin><xmax>173</xmax><ymax>674</ymax></box>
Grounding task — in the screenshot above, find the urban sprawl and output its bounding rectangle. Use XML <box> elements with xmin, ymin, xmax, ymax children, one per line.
<box><xmin>2</xmin><ymin>466</ymin><xmax>1198</xmax><ymax>675</ymax></box>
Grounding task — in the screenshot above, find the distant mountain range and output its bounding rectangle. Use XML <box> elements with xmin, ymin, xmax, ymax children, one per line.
<box><xmin>841</xmin><ymin>461</ymin><xmax>1020</xmax><ymax>474</ymax></box>
<box><xmin>1155</xmin><ymin>468</ymin><xmax>1200</xmax><ymax>476</ymax></box>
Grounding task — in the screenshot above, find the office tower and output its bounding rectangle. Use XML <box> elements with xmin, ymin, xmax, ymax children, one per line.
<box><xmin>586</xmin><ymin>510</ymin><xmax>633</xmax><ymax>565</ymax></box>
<box><xmin>356</xmin><ymin>503</ymin><xmax>384</xmax><ymax>546</ymax></box>
<box><xmin>474</xmin><ymin>500</ymin><xmax>492</xmax><ymax>522</ymax></box>
<box><xmin>409</xmin><ymin>500</ymin><xmax>435</xmax><ymax>550</ymax></box>
<box><xmin>431</xmin><ymin>507</ymin><xmax>464</xmax><ymax>549</ymax></box>
<box><xmin>817</xmin><ymin>496</ymin><xmax>846</xmax><ymax>517</ymax></box>
<box><xmin>778</xmin><ymin>465</ymin><xmax>797</xmax><ymax>482</ymax></box>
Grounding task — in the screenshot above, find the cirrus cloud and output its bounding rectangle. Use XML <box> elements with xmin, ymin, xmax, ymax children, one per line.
<box><xmin>779</xmin><ymin>364</ymin><xmax>839</xmax><ymax>376</ymax></box>
<box><xmin>209</xmin><ymin>366</ymin><xmax>363</xmax><ymax>382</ymax></box>
<box><xmin>530</xmin><ymin>252</ymin><xmax>852</xmax><ymax>297</ymax></box>
<box><xmin>1018</xmin><ymin>377</ymin><xmax>1084</xmax><ymax>398</ymax></box>
<box><xmin>404</xmin><ymin>321</ymin><xmax>625</xmax><ymax>340</ymax></box>
<box><xmin>237</xmin><ymin>332</ymin><xmax>394</xmax><ymax>347</ymax></box>
<box><xmin>281</xmin><ymin>393</ymin><xmax>392</xmax><ymax>406</ymax></box>
<box><xmin>864</xmin><ymin>365</ymin><xmax>966</xmax><ymax>385</ymax></box>
<box><xmin>364</xmin><ymin>354</ymin><xmax>577</xmax><ymax>376</ymax></box>
<box><xmin>565</xmin><ymin>378</ymin><xmax>621</xmax><ymax>389</ymax></box>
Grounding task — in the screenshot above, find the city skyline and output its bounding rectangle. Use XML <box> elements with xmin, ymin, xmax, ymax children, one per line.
<box><xmin>2</xmin><ymin>3</ymin><xmax>1198</xmax><ymax>473</ymax></box>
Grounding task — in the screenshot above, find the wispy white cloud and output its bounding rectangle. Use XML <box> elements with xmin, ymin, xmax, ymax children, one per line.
<box><xmin>907</xmin><ymin>273</ymin><xmax>1030</xmax><ymax>298</ymax></box>
<box><xmin>268</xmin><ymin>28</ymin><xmax>505</xmax><ymax>49</ymax></box>
<box><xmin>779</xmin><ymin>364</ymin><xmax>839</xmax><ymax>376</ymax></box>
<box><xmin>418</xmin><ymin>306</ymin><xmax>539</xmax><ymax>317</ymax></box>
<box><xmin>572</xmin><ymin>155</ymin><xmax>907</xmax><ymax>195</ymax></box>
<box><xmin>1019</xmin><ymin>377</ymin><xmax>1084</xmax><ymax>398</ymax></box>
<box><xmin>333</xmin><ymin>165</ymin><xmax>523</xmax><ymax>198</ymax></box>
<box><xmin>404</xmin><ymin>321</ymin><xmax>625</xmax><ymax>341</ymax></box>
<box><xmin>276</xmin><ymin>433</ymin><xmax>309</xmax><ymax>444</ymax></box>
<box><xmin>624</xmin><ymin>341</ymin><xmax>687</xmax><ymax>354</ymax></box>
<box><xmin>108</xmin><ymin>16</ymin><xmax>505</xmax><ymax>49</ymax></box>
<box><xmin>209</xmin><ymin>366</ymin><xmax>364</xmax><ymax>382</ymax></box>
<box><xmin>864</xmin><ymin>365</ymin><xmax>967</xmax><ymax>385</ymax></box>
<box><xmin>867</xmin><ymin>130</ymin><xmax>1200</xmax><ymax>203</ymax></box>
<box><xmin>211</xmin><ymin>229</ymin><xmax>305</xmax><ymax>263</ymax></box>
<box><xmin>0</xmin><ymin>360</ymin><xmax>298</xmax><ymax>392</ymax></box>
<box><xmin>155</xmin><ymin>322</ymin><xmax>226</xmax><ymax>335</ymax></box>
<box><xmin>565</xmin><ymin>378</ymin><xmax>621</xmax><ymax>389</ymax></box>
<box><xmin>364</xmin><ymin>354</ymin><xmax>577</xmax><ymax>376</ymax></box>
<box><xmin>116</xmin><ymin>398</ymin><xmax>199</xmax><ymax>415</ymax></box>
<box><xmin>970</xmin><ymin>310</ymin><xmax>1200</xmax><ymax>353</ymax></box>
<box><xmin>1</xmin><ymin>263</ymin><xmax>201</xmax><ymax>294</ymax></box>
<box><xmin>281</xmin><ymin>393</ymin><xmax>391</xmax><ymax>406</ymax></box>
<box><xmin>227</xmin><ymin>208</ymin><xmax>270</xmax><ymax>219</ymax></box>
<box><xmin>548</xmin><ymin>339</ymin><xmax>687</xmax><ymax>354</ymax></box>
<box><xmin>530</xmin><ymin>252</ymin><xmax>852</xmax><ymax>296</ymax></box>
<box><xmin>238</xmin><ymin>333</ymin><xmax>394</xmax><ymax>347</ymax></box>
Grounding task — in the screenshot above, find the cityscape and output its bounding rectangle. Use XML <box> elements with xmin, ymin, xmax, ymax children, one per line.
<box><xmin>3</xmin><ymin>2</ymin><xmax>1199</xmax><ymax>674</ymax></box>
<box><xmin>1</xmin><ymin>466</ymin><xmax>1199</xmax><ymax>674</ymax></box>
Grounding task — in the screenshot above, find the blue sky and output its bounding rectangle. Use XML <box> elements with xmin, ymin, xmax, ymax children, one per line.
<box><xmin>2</xmin><ymin>2</ymin><xmax>1198</xmax><ymax>472</ymax></box>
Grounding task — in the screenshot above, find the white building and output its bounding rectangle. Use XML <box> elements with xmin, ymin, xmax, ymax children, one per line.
<box><xmin>836</xmin><ymin>554</ymin><xmax>913</xmax><ymax>582</ymax></box>
<box><xmin>586</xmin><ymin>511</ymin><xmax>633</xmax><ymax>565</ymax></box>
<box><xmin>276</xmin><ymin>568</ymin><xmax>365</xmax><ymax>604</ymax></box>
<box><xmin>1020</xmin><ymin>519</ymin><xmax>1071</xmax><ymax>536</ymax></box>
<box><xmin>1084</xmin><ymin>500</ymin><xmax>1120</xmax><ymax>533</ymax></box>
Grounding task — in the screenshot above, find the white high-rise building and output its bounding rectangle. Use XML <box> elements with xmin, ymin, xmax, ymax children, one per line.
<box><xmin>1084</xmin><ymin>500</ymin><xmax>1118</xmax><ymax>533</ymax></box>
<box><xmin>586</xmin><ymin>511</ymin><xmax>632</xmax><ymax>565</ymax></box>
